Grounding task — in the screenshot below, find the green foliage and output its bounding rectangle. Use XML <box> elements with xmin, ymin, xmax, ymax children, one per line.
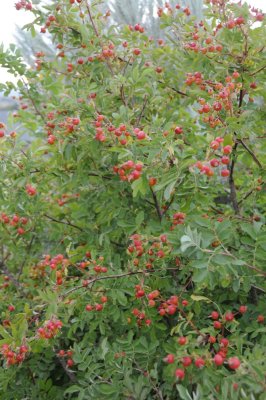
<box><xmin>0</xmin><ymin>0</ymin><xmax>265</xmax><ymax>399</ymax></box>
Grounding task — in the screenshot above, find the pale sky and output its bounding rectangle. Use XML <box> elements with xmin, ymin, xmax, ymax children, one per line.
<box><xmin>0</xmin><ymin>0</ymin><xmax>265</xmax><ymax>84</ymax></box>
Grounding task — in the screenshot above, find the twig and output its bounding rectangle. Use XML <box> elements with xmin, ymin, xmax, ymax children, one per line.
<box><xmin>44</xmin><ymin>214</ymin><xmax>83</xmax><ymax>232</ymax></box>
<box><xmin>229</xmin><ymin>142</ymin><xmax>240</xmax><ymax>214</ymax></box>
<box><xmin>150</xmin><ymin>187</ymin><xmax>163</xmax><ymax>222</ymax></box>
<box><xmin>136</xmin><ymin>95</ymin><xmax>148</xmax><ymax>126</ymax></box>
<box><xmin>61</xmin><ymin>268</ymin><xmax>179</xmax><ymax>299</ymax></box>
<box><xmin>57</xmin><ymin>356</ymin><xmax>76</xmax><ymax>382</ymax></box>
<box><xmin>18</xmin><ymin>233</ymin><xmax>35</xmax><ymax>279</ymax></box>
<box><xmin>157</xmin><ymin>80</ymin><xmax>189</xmax><ymax>97</ymax></box>
<box><xmin>0</xmin><ymin>261</ymin><xmax>23</xmax><ymax>289</ymax></box>
<box><xmin>238</xmin><ymin>138</ymin><xmax>262</xmax><ymax>169</ymax></box>
<box><xmin>249</xmin><ymin>64</ymin><xmax>266</xmax><ymax>76</ymax></box>
<box><xmin>86</xmin><ymin>1</ymin><xmax>114</xmax><ymax>76</ymax></box>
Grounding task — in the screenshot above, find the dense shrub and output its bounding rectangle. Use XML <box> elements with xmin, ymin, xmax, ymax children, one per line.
<box><xmin>0</xmin><ymin>1</ymin><xmax>265</xmax><ymax>399</ymax></box>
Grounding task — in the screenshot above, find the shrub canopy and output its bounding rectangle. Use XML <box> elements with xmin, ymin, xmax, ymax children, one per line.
<box><xmin>0</xmin><ymin>1</ymin><xmax>265</xmax><ymax>399</ymax></box>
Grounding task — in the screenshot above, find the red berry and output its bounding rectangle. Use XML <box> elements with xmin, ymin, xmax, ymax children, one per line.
<box><xmin>195</xmin><ymin>357</ymin><xmax>205</xmax><ymax>368</ymax></box>
<box><xmin>213</xmin><ymin>354</ymin><xmax>224</xmax><ymax>366</ymax></box>
<box><xmin>220</xmin><ymin>338</ymin><xmax>229</xmax><ymax>347</ymax></box>
<box><xmin>221</xmin><ymin>169</ymin><xmax>230</xmax><ymax>177</ymax></box>
<box><xmin>178</xmin><ymin>336</ymin><xmax>187</xmax><ymax>345</ymax></box>
<box><xmin>67</xmin><ymin>359</ymin><xmax>74</xmax><ymax>367</ymax></box>
<box><xmin>210</xmin><ymin>158</ymin><xmax>220</xmax><ymax>168</ymax></box>
<box><xmin>174</xmin><ymin>126</ymin><xmax>183</xmax><ymax>135</ymax></box>
<box><xmin>221</xmin><ymin>156</ymin><xmax>230</xmax><ymax>165</ymax></box>
<box><xmin>95</xmin><ymin>304</ymin><xmax>103</xmax><ymax>311</ymax></box>
<box><xmin>213</xmin><ymin>321</ymin><xmax>222</xmax><ymax>329</ymax></box>
<box><xmin>175</xmin><ymin>368</ymin><xmax>185</xmax><ymax>380</ymax></box>
<box><xmin>239</xmin><ymin>305</ymin><xmax>247</xmax><ymax>314</ymax></box>
<box><xmin>223</xmin><ymin>145</ymin><xmax>232</xmax><ymax>155</ymax></box>
<box><xmin>133</xmin><ymin>48</ymin><xmax>141</xmax><ymax>56</ymax></box>
<box><xmin>182</xmin><ymin>356</ymin><xmax>192</xmax><ymax>367</ymax></box>
<box><xmin>209</xmin><ymin>336</ymin><xmax>216</xmax><ymax>344</ymax></box>
<box><xmin>211</xmin><ymin>311</ymin><xmax>219</xmax><ymax>320</ymax></box>
<box><xmin>228</xmin><ymin>357</ymin><xmax>241</xmax><ymax>370</ymax></box>
<box><xmin>257</xmin><ymin>315</ymin><xmax>264</xmax><ymax>323</ymax></box>
<box><xmin>225</xmin><ymin>312</ymin><xmax>234</xmax><ymax>322</ymax></box>
<box><xmin>164</xmin><ymin>354</ymin><xmax>175</xmax><ymax>364</ymax></box>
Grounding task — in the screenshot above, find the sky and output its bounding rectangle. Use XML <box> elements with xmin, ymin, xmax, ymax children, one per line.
<box><xmin>0</xmin><ymin>0</ymin><xmax>265</xmax><ymax>84</ymax></box>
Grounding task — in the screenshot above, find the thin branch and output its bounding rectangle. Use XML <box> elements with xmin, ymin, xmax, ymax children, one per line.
<box><xmin>249</xmin><ymin>64</ymin><xmax>266</xmax><ymax>76</ymax></box>
<box><xmin>136</xmin><ymin>95</ymin><xmax>148</xmax><ymax>126</ymax></box>
<box><xmin>61</xmin><ymin>268</ymin><xmax>179</xmax><ymax>299</ymax></box>
<box><xmin>18</xmin><ymin>233</ymin><xmax>35</xmax><ymax>279</ymax></box>
<box><xmin>157</xmin><ymin>80</ymin><xmax>189</xmax><ymax>97</ymax></box>
<box><xmin>57</xmin><ymin>356</ymin><xmax>76</xmax><ymax>382</ymax></box>
<box><xmin>22</xmin><ymin>79</ymin><xmax>45</xmax><ymax>122</ymax></box>
<box><xmin>86</xmin><ymin>1</ymin><xmax>114</xmax><ymax>76</ymax></box>
<box><xmin>44</xmin><ymin>214</ymin><xmax>83</xmax><ymax>232</ymax></box>
<box><xmin>150</xmin><ymin>187</ymin><xmax>163</xmax><ymax>222</ymax></box>
<box><xmin>0</xmin><ymin>261</ymin><xmax>23</xmax><ymax>289</ymax></box>
<box><xmin>238</xmin><ymin>138</ymin><xmax>262</xmax><ymax>169</ymax></box>
<box><xmin>229</xmin><ymin>142</ymin><xmax>240</xmax><ymax>214</ymax></box>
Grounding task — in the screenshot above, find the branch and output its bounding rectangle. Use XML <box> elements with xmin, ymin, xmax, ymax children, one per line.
<box><xmin>238</xmin><ymin>138</ymin><xmax>262</xmax><ymax>169</ymax></box>
<box><xmin>150</xmin><ymin>187</ymin><xmax>163</xmax><ymax>222</ymax></box>
<box><xmin>22</xmin><ymin>79</ymin><xmax>45</xmax><ymax>122</ymax></box>
<box><xmin>157</xmin><ymin>80</ymin><xmax>189</xmax><ymax>97</ymax></box>
<box><xmin>44</xmin><ymin>214</ymin><xmax>83</xmax><ymax>232</ymax></box>
<box><xmin>136</xmin><ymin>95</ymin><xmax>148</xmax><ymax>126</ymax></box>
<box><xmin>229</xmin><ymin>142</ymin><xmax>240</xmax><ymax>214</ymax></box>
<box><xmin>0</xmin><ymin>261</ymin><xmax>23</xmax><ymax>289</ymax></box>
<box><xmin>57</xmin><ymin>356</ymin><xmax>76</xmax><ymax>382</ymax></box>
<box><xmin>18</xmin><ymin>233</ymin><xmax>35</xmax><ymax>279</ymax></box>
<box><xmin>86</xmin><ymin>1</ymin><xmax>114</xmax><ymax>76</ymax></box>
<box><xmin>61</xmin><ymin>268</ymin><xmax>179</xmax><ymax>299</ymax></box>
<box><xmin>249</xmin><ymin>64</ymin><xmax>266</xmax><ymax>76</ymax></box>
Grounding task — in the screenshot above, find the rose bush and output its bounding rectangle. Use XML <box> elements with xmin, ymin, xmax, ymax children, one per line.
<box><xmin>0</xmin><ymin>0</ymin><xmax>265</xmax><ymax>399</ymax></box>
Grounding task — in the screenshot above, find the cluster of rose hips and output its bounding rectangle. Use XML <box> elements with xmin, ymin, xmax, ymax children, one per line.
<box><xmin>170</xmin><ymin>212</ymin><xmax>186</xmax><ymax>230</ymax></box>
<box><xmin>25</xmin><ymin>184</ymin><xmax>37</xmax><ymax>196</ymax></box>
<box><xmin>127</xmin><ymin>233</ymin><xmax>171</xmax><ymax>269</ymax></box>
<box><xmin>0</xmin><ymin>212</ymin><xmax>29</xmax><ymax>235</ymax></box>
<box><xmin>69</xmin><ymin>0</ymin><xmax>83</xmax><ymax>4</ymax></box>
<box><xmin>0</xmin><ymin>275</ymin><xmax>11</xmax><ymax>290</ymax></box>
<box><xmin>113</xmin><ymin>160</ymin><xmax>143</xmax><ymax>182</ymax></box>
<box><xmin>15</xmin><ymin>1</ymin><xmax>32</xmax><ymax>11</ymax></box>
<box><xmin>204</xmin><ymin>1</ymin><xmax>264</xmax><ymax>22</ymax></box>
<box><xmin>128</xmin><ymin>24</ymin><xmax>145</xmax><ymax>33</ymax></box>
<box><xmin>209</xmin><ymin>308</ymin><xmax>264</xmax><ymax>329</ymax></box>
<box><xmin>37</xmin><ymin>319</ymin><xmax>63</xmax><ymax>339</ymax></box>
<box><xmin>131</xmin><ymin>308</ymin><xmax>152</xmax><ymax>328</ymax></box>
<box><xmin>57</xmin><ymin>349</ymin><xmax>74</xmax><ymax>368</ymax></box>
<box><xmin>40</xmin><ymin>14</ymin><xmax>57</xmax><ymax>34</ymax></box>
<box><xmin>46</xmin><ymin>114</ymin><xmax>80</xmax><ymax>144</ymax></box>
<box><xmin>186</xmin><ymin>72</ymin><xmax>244</xmax><ymax>116</ymax></box>
<box><xmin>56</xmin><ymin>193</ymin><xmax>80</xmax><ymax>207</ymax></box>
<box><xmin>0</xmin><ymin>122</ymin><xmax>16</xmax><ymax>139</ymax></box>
<box><xmin>85</xmin><ymin>296</ymin><xmax>108</xmax><ymax>313</ymax></box>
<box><xmin>1</xmin><ymin>344</ymin><xmax>28</xmax><ymax>366</ymax></box>
<box><xmin>194</xmin><ymin>138</ymin><xmax>232</xmax><ymax>178</ymax></box>
<box><xmin>75</xmin><ymin>43</ymin><xmax>116</xmax><ymax>65</ymax></box>
<box><xmin>94</xmin><ymin>115</ymin><xmax>149</xmax><ymax>145</ymax></box>
<box><xmin>132</xmin><ymin>291</ymin><xmax>189</xmax><ymax>327</ymax></box>
<box><xmin>35</xmin><ymin>254</ymin><xmax>69</xmax><ymax>285</ymax></box>
<box><xmin>80</xmin><ymin>253</ymin><xmax>108</xmax><ymax>277</ymax></box>
<box><xmin>165</xmin><ymin>350</ymin><xmax>241</xmax><ymax>382</ymax></box>
<box><xmin>157</xmin><ymin>4</ymin><xmax>191</xmax><ymax>18</ymax></box>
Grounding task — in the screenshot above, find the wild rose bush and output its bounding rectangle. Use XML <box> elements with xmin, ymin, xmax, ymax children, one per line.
<box><xmin>0</xmin><ymin>0</ymin><xmax>265</xmax><ymax>399</ymax></box>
